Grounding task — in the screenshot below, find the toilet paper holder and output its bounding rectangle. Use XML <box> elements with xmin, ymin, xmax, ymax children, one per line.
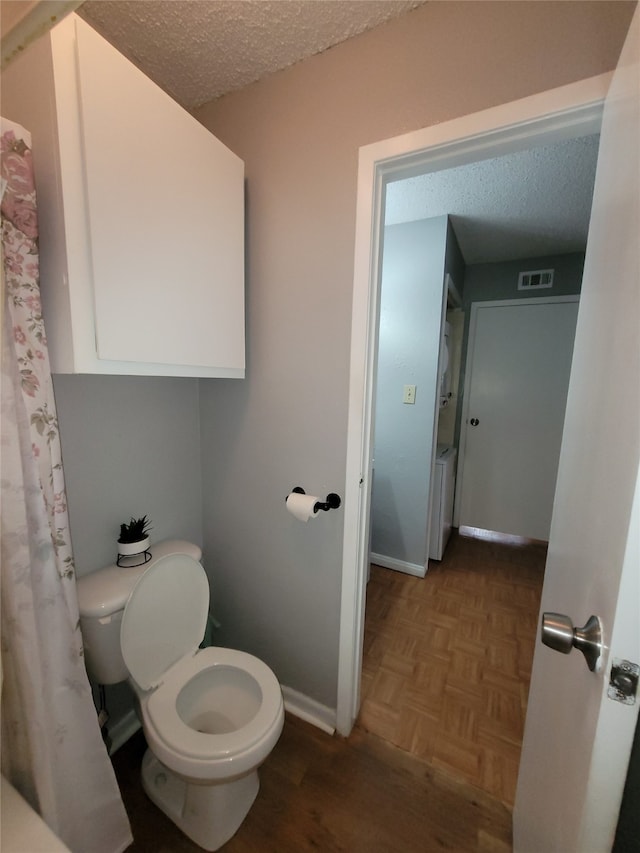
<box><xmin>288</xmin><ymin>487</ymin><xmax>341</xmax><ymax>513</ymax></box>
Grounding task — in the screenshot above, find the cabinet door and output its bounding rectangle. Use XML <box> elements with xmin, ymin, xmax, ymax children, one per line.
<box><xmin>74</xmin><ymin>17</ymin><xmax>244</xmax><ymax>372</ymax></box>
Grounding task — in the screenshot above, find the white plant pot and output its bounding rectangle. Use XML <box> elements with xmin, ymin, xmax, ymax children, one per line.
<box><xmin>117</xmin><ymin>536</ymin><xmax>150</xmax><ymax>557</ymax></box>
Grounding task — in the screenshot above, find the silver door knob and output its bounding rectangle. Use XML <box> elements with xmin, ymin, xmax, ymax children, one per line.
<box><xmin>541</xmin><ymin>612</ymin><xmax>603</xmax><ymax>671</ymax></box>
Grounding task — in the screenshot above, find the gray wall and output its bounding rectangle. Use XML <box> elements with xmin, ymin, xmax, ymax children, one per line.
<box><xmin>195</xmin><ymin>2</ymin><xmax>632</xmax><ymax>712</ymax></box>
<box><xmin>198</xmin><ymin>379</ymin><xmax>344</xmax><ymax>706</ymax></box>
<box><xmin>53</xmin><ymin>375</ymin><xmax>203</xmax><ymax>577</ymax></box>
<box><xmin>463</xmin><ymin>252</ymin><xmax>585</xmax><ymax>306</ymax></box>
<box><xmin>371</xmin><ymin>217</ymin><xmax>447</xmax><ymax>569</ymax></box>
<box><xmin>33</xmin><ymin>4</ymin><xmax>631</xmax><ymax>718</ymax></box>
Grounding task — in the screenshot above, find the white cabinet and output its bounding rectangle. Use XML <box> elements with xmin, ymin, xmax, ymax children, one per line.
<box><xmin>1</xmin><ymin>14</ymin><xmax>245</xmax><ymax>378</ymax></box>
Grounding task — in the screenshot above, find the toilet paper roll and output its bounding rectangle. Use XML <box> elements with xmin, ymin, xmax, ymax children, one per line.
<box><xmin>286</xmin><ymin>492</ymin><xmax>320</xmax><ymax>522</ymax></box>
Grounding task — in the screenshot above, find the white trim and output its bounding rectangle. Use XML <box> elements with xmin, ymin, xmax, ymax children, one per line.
<box><xmin>281</xmin><ymin>685</ymin><xmax>336</xmax><ymax>735</ymax></box>
<box><xmin>453</xmin><ymin>295</ymin><xmax>580</xmax><ymax>529</ymax></box>
<box><xmin>337</xmin><ymin>74</ymin><xmax>610</xmax><ymax>737</ymax></box>
<box><xmin>1</xmin><ymin>1</ymin><xmax>82</xmax><ymax>69</ymax></box>
<box><xmin>459</xmin><ymin>526</ymin><xmax>547</xmax><ymax>548</ymax></box>
<box><xmin>370</xmin><ymin>553</ymin><xmax>426</xmax><ymax>578</ymax></box>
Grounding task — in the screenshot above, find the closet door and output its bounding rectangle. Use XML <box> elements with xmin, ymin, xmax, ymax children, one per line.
<box><xmin>456</xmin><ymin>296</ymin><xmax>579</xmax><ymax>541</ymax></box>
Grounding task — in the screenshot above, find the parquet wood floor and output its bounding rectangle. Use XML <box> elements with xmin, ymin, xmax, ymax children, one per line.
<box><xmin>357</xmin><ymin>531</ymin><xmax>546</xmax><ymax>808</ymax></box>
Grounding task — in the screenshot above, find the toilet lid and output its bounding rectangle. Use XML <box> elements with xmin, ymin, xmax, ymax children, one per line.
<box><xmin>120</xmin><ymin>554</ymin><xmax>209</xmax><ymax>690</ymax></box>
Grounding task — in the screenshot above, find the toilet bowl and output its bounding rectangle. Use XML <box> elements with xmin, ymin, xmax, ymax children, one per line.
<box><xmin>140</xmin><ymin>646</ymin><xmax>284</xmax><ymax>781</ymax></box>
<box><xmin>118</xmin><ymin>552</ymin><xmax>284</xmax><ymax>851</ymax></box>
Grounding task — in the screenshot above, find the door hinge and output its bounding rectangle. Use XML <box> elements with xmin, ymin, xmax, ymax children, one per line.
<box><xmin>608</xmin><ymin>659</ymin><xmax>639</xmax><ymax>705</ymax></box>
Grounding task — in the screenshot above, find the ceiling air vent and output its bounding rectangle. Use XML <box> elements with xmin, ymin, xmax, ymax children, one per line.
<box><xmin>518</xmin><ymin>269</ymin><xmax>554</xmax><ymax>291</ymax></box>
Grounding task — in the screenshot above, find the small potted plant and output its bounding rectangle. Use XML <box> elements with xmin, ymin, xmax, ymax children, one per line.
<box><xmin>117</xmin><ymin>515</ymin><xmax>152</xmax><ymax>557</ymax></box>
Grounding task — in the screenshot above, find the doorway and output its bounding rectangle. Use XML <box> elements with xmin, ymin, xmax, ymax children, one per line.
<box><xmin>337</xmin><ymin>75</ymin><xmax>609</xmax><ymax>737</ymax></box>
<box><xmin>369</xmin><ymin>137</ymin><xmax>593</xmax><ymax>578</ymax></box>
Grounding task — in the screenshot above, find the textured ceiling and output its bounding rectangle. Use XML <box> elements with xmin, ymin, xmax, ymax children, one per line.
<box><xmin>78</xmin><ymin>0</ymin><xmax>427</xmax><ymax>108</ymax></box>
<box><xmin>75</xmin><ymin>1</ymin><xmax>599</xmax><ymax>265</ymax></box>
<box><xmin>385</xmin><ymin>135</ymin><xmax>600</xmax><ymax>264</ymax></box>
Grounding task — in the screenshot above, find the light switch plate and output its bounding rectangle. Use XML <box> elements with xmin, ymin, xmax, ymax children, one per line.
<box><xmin>403</xmin><ymin>385</ymin><xmax>416</xmax><ymax>404</ymax></box>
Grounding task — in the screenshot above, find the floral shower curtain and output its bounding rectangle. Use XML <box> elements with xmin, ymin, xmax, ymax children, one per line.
<box><xmin>1</xmin><ymin>118</ymin><xmax>132</xmax><ymax>852</ymax></box>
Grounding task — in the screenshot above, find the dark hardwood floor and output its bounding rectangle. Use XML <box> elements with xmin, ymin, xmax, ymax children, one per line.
<box><xmin>114</xmin><ymin>715</ymin><xmax>512</xmax><ymax>852</ymax></box>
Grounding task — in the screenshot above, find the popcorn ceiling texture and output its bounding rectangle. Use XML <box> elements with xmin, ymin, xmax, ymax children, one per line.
<box><xmin>77</xmin><ymin>0</ymin><xmax>600</xmax><ymax>264</ymax></box>
<box><xmin>385</xmin><ymin>135</ymin><xmax>600</xmax><ymax>264</ymax></box>
<box><xmin>79</xmin><ymin>0</ymin><xmax>427</xmax><ymax>108</ymax></box>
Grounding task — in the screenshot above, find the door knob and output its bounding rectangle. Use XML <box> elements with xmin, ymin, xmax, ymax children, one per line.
<box><xmin>541</xmin><ymin>612</ymin><xmax>603</xmax><ymax>671</ymax></box>
<box><xmin>470</xmin><ymin>418</ymin><xmax>480</xmax><ymax>426</ymax></box>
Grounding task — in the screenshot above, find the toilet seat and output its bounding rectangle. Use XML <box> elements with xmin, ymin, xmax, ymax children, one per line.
<box><xmin>145</xmin><ymin>646</ymin><xmax>284</xmax><ymax>760</ymax></box>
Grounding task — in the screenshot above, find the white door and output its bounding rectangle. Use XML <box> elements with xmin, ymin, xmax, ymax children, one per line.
<box><xmin>514</xmin><ymin>8</ymin><xmax>639</xmax><ymax>852</ymax></box>
<box><xmin>456</xmin><ymin>297</ymin><xmax>579</xmax><ymax>541</ymax></box>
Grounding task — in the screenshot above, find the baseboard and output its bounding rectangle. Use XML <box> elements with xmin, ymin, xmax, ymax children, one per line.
<box><xmin>459</xmin><ymin>526</ymin><xmax>548</xmax><ymax>547</ymax></box>
<box><xmin>370</xmin><ymin>552</ymin><xmax>426</xmax><ymax>578</ymax></box>
<box><xmin>281</xmin><ymin>685</ymin><xmax>336</xmax><ymax>735</ymax></box>
<box><xmin>107</xmin><ymin>708</ymin><xmax>141</xmax><ymax>755</ymax></box>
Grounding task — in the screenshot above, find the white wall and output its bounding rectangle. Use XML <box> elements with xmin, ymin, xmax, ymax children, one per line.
<box><xmin>195</xmin><ymin>2</ymin><xmax>634</xmax><ymax>711</ymax></box>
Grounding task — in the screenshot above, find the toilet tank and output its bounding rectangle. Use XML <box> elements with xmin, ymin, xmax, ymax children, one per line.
<box><xmin>76</xmin><ymin>539</ymin><xmax>202</xmax><ymax>684</ymax></box>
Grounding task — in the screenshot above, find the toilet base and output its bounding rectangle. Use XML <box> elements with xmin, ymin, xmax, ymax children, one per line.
<box><xmin>141</xmin><ymin>749</ymin><xmax>259</xmax><ymax>851</ymax></box>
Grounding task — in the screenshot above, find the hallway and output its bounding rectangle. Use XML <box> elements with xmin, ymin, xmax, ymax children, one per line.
<box><xmin>357</xmin><ymin>531</ymin><xmax>546</xmax><ymax>807</ymax></box>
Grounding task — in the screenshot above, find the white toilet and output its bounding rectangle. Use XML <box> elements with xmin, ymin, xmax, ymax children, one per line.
<box><xmin>76</xmin><ymin>540</ymin><xmax>284</xmax><ymax>851</ymax></box>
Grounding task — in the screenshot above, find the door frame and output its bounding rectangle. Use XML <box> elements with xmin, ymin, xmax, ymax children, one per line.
<box><xmin>337</xmin><ymin>74</ymin><xmax>610</xmax><ymax>736</ymax></box>
<box><xmin>453</xmin><ymin>294</ymin><xmax>580</xmax><ymax>534</ymax></box>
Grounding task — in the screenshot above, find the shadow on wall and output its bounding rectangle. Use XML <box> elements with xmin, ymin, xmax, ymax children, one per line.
<box><xmin>370</xmin><ymin>472</ymin><xmax>410</xmax><ymax>568</ymax></box>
